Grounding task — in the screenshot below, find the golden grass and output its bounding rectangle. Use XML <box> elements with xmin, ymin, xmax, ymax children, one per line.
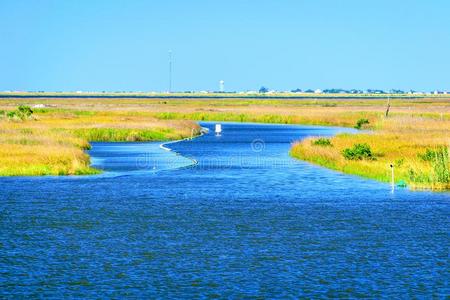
<box><xmin>0</xmin><ymin>111</ymin><xmax>199</xmax><ymax>176</ymax></box>
<box><xmin>0</xmin><ymin>124</ymin><xmax>96</xmax><ymax>176</ymax></box>
<box><xmin>291</xmin><ymin>115</ymin><xmax>450</xmax><ymax>190</ymax></box>
<box><xmin>1</xmin><ymin>96</ymin><xmax>449</xmax><ymax>188</ymax></box>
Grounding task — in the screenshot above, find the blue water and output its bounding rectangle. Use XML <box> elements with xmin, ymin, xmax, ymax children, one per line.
<box><xmin>0</xmin><ymin>122</ymin><xmax>448</xmax><ymax>298</ymax></box>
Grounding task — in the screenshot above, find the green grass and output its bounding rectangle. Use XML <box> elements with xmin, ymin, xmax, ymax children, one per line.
<box><xmin>33</xmin><ymin>108</ymin><xmax>98</xmax><ymax>116</ymax></box>
<box><xmin>70</xmin><ymin>128</ymin><xmax>176</xmax><ymax>142</ymax></box>
<box><xmin>409</xmin><ymin>146</ymin><xmax>450</xmax><ymax>186</ymax></box>
<box><xmin>0</xmin><ymin>164</ymin><xmax>101</xmax><ymax>176</ymax></box>
<box><xmin>154</xmin><ymin>111</ymin><xmax>379</xmax><ymax>127</ymax></box>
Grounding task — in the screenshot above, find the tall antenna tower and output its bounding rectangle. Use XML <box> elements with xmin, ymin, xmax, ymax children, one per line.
<box><xmin>168</xmin><ymin>50</ymin><xmax>172</xmax><ymax>93</ymax></box>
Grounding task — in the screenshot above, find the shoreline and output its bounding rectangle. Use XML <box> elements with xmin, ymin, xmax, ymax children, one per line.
<box><xmin>157</xmin><ymin>126</ymin><xmax>208</xmax><ymax>169</ymax></box>
<box><xmin>81</xmin><ymin>126</ymin><xmax>206</xmax><ymax>175</ymax></box>
<box><xmin>1</xmin><ymin>118</ymin><xmax>448</xmax><ymax>192</ymax></box>
<box><xmin>290</xmin><ymin>130</ymin><xmax>450</xmax><ymax>191</ymax></box>
<box><xmin>1</xmin><ymin>97</ymin><xmax>448</xmax><ymax>189</ymax></box>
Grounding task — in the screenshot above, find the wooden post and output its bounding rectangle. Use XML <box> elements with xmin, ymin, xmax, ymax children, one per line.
<box><xmin>385</xmin><ymin>96</ymin><xmax>391</xmax><ymax>117</ymax></box>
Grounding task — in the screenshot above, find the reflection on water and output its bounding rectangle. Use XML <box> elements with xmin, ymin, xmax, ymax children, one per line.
<box><xmin>0</xmin><ymin>122</ymin><xmax>448</xmax><ymax>298</ymax></box>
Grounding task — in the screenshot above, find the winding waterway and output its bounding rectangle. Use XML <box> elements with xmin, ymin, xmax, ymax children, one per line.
<box><xmin>0</xmin><ymin>122</ymin><xmax>448</xmax><ymax>298</ymax></box>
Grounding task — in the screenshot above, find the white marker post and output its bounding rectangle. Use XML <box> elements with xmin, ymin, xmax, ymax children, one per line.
<box><xmin>215</xmin><ymin>124</ymin><xmax>222</xmax><ymax>136</ymax></box>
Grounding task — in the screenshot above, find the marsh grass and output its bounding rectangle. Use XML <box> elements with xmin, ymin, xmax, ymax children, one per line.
<box><xmin>410</xmin><ymin>146</ymin><xmax>450</xmax><ymax>187</ymax></box>
<box><xmin>0</xmin><ymin>127</ymin><xmax>98</xmax><ymax>176</ymax></box>
<box><xmin>432</xmin><ymin>146</ymin><xmax>450</xmax><ymax>183</ymax></box>
<box><xmin>0</xmin><ymin>110</ymin><xmax>199</xmax><ymax>176</ymax></box>
<box><xmin>291</xmin><ymin>116</ymin><xmax>450</xmax><ymax>190</ymax></box>
<box><xmin>70</xmin><ymin>127</ymin><xmax>176</xmax><ymax>142</ymax></box>
<box><xmin>154</xmin><ymin>111</ymin><xmax>380</xmax><ymax>128</ymax></box>
<box><xmin>1</xmin><ymin>97</ymin><xmax>449</xmax><ymax>187</ymax></box>
<box><xmin>354</xmin><ymin>118</ymin><xmax>370</xmax><ymax>129</ymax></box>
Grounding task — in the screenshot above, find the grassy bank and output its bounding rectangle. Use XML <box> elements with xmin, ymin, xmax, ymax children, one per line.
<box><xmin>0</xmin><ymin>125</ymin><xmax>98</xmax><ymax>176</ymax></box>
<box><xmin>291</xmin><ymin>116</ymin><xmax>450</xmax><ymax>190</ymax></box>
<box><xmin>0</xmin><ymin>109</ymin><xmax>199</xmax><ymax>176</ymax></box>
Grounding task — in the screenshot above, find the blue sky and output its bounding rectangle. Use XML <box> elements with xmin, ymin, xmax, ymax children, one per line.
<box><xmin>1</xmin><ymin>0</ymin><xmax>449</xmax><ymax>92</ymax></box>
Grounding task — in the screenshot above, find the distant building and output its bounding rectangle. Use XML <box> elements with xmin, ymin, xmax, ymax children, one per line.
<box><xmin>219</xmin><ymin>80</ymin><xmax>225</xmax><ymax>92</ymax></box>
<box><xmin>314</xmin><ymin>89</ymin><xmax>322</xmax><ymax>94</ymax></box>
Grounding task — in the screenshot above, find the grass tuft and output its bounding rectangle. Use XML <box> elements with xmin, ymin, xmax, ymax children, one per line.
<box><xmin>312</xmin><ymin>138</ymin><xmax>333</xmax><ymax>147</ymax></box>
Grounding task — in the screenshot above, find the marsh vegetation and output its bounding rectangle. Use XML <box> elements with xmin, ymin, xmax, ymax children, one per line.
<box><xmin>0</xmin><ymin>107</ymin><xmax>199</xmax><ymax>176</ymax></box>
<box><xmin>291</xmin><ymin>116</ymin><xmax>450</xmax><ymax>190</ymax></box>
<box><xmin>0</xmin><ymin>95</ymin><xmax>448</xmax><ymax>190</ymax></box>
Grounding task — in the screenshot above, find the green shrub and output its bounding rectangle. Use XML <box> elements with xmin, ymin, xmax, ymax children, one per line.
<box><xmin>7</xmin><ymin>111</ymin><xmax>17</xmax><ymax>119</ymax></box>
<box><xmin>418</xmin><ymin>148</ymin><xmax>437</xmax><ymax>161</ymax></box>
<box><xmin>342</xmin><ymin>143</ymin><xmax>375</xmax><ymax>160</ymax></box>
<box><xmin>6</xmin><ymin>106</ymin><xmax>34</xmax><ymax>121</ymax></box>
<box><xmin>354</xmin><ymin>118</ymin><xmax>370</xmax><ymax>129</ymax></box>
<box><xmin>18</xmin><ymin>105</ymin><xmax>33</xmax><ymax>118</ymax></box>
<box><xmin>312</xmin><ymin>138</ymin><xmax>332</xmax><ymax>147</ymax></box>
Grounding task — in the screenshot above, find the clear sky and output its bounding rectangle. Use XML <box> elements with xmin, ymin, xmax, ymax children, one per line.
<box><xmin>1</xmin><ymin>0</ymin><xmax>449</xmax><ymax>92</ymax></box>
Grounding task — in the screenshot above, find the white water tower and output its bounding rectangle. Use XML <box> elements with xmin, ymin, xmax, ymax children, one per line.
<box><xmin>219</xmin><ymin>80</ymin><xmax>224</xmax><ymax>92</ymax></box>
